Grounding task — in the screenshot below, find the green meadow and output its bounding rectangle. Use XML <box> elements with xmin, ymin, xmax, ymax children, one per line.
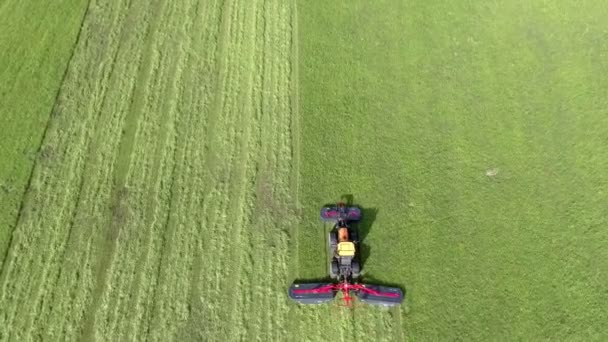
<box><xmin>0</xmin><ymin>0</ymin><xmax>607</xmax><ymax>340</ymax></box>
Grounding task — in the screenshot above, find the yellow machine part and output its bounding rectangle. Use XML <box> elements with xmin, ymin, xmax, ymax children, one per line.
<box><xmin>337</xmin><ymin>241</ymin><xmax>355</xmax><ymax>257</ymax></box>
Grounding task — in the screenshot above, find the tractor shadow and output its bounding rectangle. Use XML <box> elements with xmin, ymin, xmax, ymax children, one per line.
<box><xmin>358</xmin><ymin>274</ymin><xmax>406</xmax><ymax>293</ymax></box>
<box><xmin>357</xmin><ymin>209</ymin><xmax>407</xmax><ymax>297</ymax></box>
<box><xmin>356</xmin><ymin>207</ymin><xmax>377</xmax><ymax>268</ymax></box>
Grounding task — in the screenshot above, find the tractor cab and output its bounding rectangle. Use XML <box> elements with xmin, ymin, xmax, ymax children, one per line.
<box><xmin>328</xmin><ymin>224</ymin><xmax>360</xmax><ymax>279</ymax></box>
<box><xmin>337</xmin><ymin>241</ymin><xmax>355</xmax><ymax>257</ymax></box>
<box><xmin>336</xmin><ymin>227</ymin><xmax>355</xmax><ymax>257</ymax></box>
<box><xmin>320</xmin><ymin>203</ymin><xmax>363</xmax><ymax>279</ymax></box>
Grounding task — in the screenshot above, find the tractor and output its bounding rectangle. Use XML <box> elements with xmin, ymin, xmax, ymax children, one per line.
<box><xmin>324</xmin><ymin>204</ymin><xmax>362</xmax><ymax>280</ymax></box>
<box><xmin>288</xmin><ymin>202</ymin><xmax>404</xmax><ymax>307</ymax></box>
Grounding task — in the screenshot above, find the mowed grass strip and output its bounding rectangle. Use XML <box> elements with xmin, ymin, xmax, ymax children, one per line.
<box><xmin>0</xmin><ymin>0</ymin><xmax>299</xmax><ymax>340</ymax></box>
<box><xmin>297</xmin><ymin>0</ymin><xmax>608</xmax><ymax>340</ymax></box>
<box><xmin>0</xmin><ymin>0</ymin><xmax>89</xmax><ymax>269</ymax></box>
<box><xmin>0</xmin><ymin>0</ymin><xmax>155</xmax><ymax>339</ymax></box>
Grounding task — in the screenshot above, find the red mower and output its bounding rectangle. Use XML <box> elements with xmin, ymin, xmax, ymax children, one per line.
<box><xmin>288</xmin><ymin>202</ymin><xmax>404</xmax><ymax>307</ymax></box>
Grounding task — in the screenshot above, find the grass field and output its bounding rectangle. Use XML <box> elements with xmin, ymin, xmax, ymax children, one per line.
<box><xmin>1</xmin><ymin>0</ymin><xmax>608</xmax><ymax>341</ymax></box>
<box><xmin>297</xmin><ymin>1</ymin><xmax>608</xmax><ymax>340</ymax></box>
<box><xmin>0</xmin><ymin>0</ymin><xmax>89</xmax><ymax>269</ymax></box>
<box><xmin>1</xmin><ymin>0</ymin><xmax>299</xmax><ymax>340</ymax></box>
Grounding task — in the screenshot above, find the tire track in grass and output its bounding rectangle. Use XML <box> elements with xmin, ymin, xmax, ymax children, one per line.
<box><xmin>252</xmin><ymin>1</ymin><xmax>300</xmax><ymax>339</ymax></box>
<box><xmin>48</xmin><ymin>0</ymin><xmax>161</xmax><ymax>337</ymax></box>
<box><xmin>224</xmin><ymin>1</ymin><xmax>260</xmax><ymax>338</ymax></box>
<box><xmin>178</xmin><ymin>0</ymin><xmax>238</xmax><ymax>339</ymax></box>
<box><xmin>78</xmin><ymin>0</ymin><xmax>167</xmax><ymax>339</ymax></box>
<box><xmin>43</xmin><ymin>41</ymin><xmax>142</xmax><ymax>339</ymax></box>
<box><xmin>130</xmin><ymin>89</ymin><xmax>181</xmax><ymax>340</ymax></box>
<box><xmin>124</xmin><ymin>0</ymin><xmax>221</xmax><ymax>338</ymax></box>
<box><xmin>176</xmin><ymin>0</ymin><xmax>247</xmax><ymax>335</ymax></box>
<box><xmin>36</xmin><ymin>0</ymin><xmax>160</xmax><ymax>339</ymax></box>
<box><xmin>261</xmin><ymin>2</ymin><xmax>281</xmax><ymax>337</ymax></box>
<box><xmin>87</xmin><ymin>0</ymin><xmax>198</xmax><ymax>339</ymax></box>
<box><xmin>107</xmin><ymin>0</ymin><xmax>187</xmax><ymax>333</ymax></box>
<box><xmin>179</xmin><ymin>1</ymin><xmax>226</xmax><ymax>339</ymax></box>
<box><xmin>132</xmin><ymin>0</ymin><xmax>227</xmax><ymax>339</ymax></box>
<box><xmin>273</xmin><ymin>3</ymin><xmax>295</xmax><ymax>338</ymax></box>
<box><xmin>254</xmin><ymin>1</ymin><xmax>277</xmax><ymax>338</ymax></box>
<box><xmin>39</xmin><ymin>15</ymin><xmax>150</xmax><ymax>338</ymax></box>
<box><xmin>283</xmin><ymin>0</ymin><xmax>331</xmax><ymax>340</ymax></box>
<box><xmin>238</xmin><ymin>8</ymin><xmax>269</xmax><ymax>335</ymax></box>
<box><xmin>107</xmin><ymin>23</ymin><xmax>186</xmax><ymax>342</ymax></box>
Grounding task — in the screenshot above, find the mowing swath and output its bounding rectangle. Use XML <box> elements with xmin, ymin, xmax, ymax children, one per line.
<box><xmin>288</xmin><ymin>202</ymin><xmax>404</xmax><ymax>307</ymax></box>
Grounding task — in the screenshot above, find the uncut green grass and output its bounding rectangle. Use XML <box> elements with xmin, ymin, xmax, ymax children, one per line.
<box><xmin>0</xmin><ymin>0</ymin><xmax>89</xmax><ymax>267</ymax></box>
<box><xmin>297</xmin><ymin>1</ymin><xmax>608</xmax><ymax>340</ymax></box>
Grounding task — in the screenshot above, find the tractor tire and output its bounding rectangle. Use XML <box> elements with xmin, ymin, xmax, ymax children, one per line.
<box><xmin>329</xmin><ymin>232</ymin><xmax>338</xmax><ymax>248</ymax></box>
<box><xmin>351</xmin><ymin>260</ymin><xmax>361</xmax><ymax>278</ymax></box>
<box><xmin>346</xmin><ymin>206</ymin><xmax>362</xmax><ymax>222</ymax></box>
<box><xmin>350</xmin><ymin>230</ymin><xmax>359</xmax><ymax>243</ymax></box>
<box><xmin>320</xmin><ymin>206</ymin><xmax>339</xmax><ymax>222</ymax></box>
<box><xmin>330</xmin><ymin>260</ymin><xmax>339</xmax><ymax>279</ymax></box>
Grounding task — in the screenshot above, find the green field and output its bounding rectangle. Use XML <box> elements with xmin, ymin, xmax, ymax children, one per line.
<box><xmin>0</xmin><ymin>0</ymin><xmax>89</xmax><ymax>267</ymax></box>
<box><xmin>297</xmin><ymin>1</ymin><xmax>608</xmax><ymax>340</ymax></box>
<box><xmin>1</xmin><ymin>0</ymin><xmax>298</xmax><ymax>340</ymax></box>
<box><xmin>1</xmin><ymin>0</ymin><xmax>608</xmax><ymax>340</ymax></box>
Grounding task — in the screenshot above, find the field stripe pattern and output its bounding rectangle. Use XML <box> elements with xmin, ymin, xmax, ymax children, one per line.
<box><xmin>0</xmin><ymin>0</ymin><xmax>299</xmax><ymax>340</ymax></box>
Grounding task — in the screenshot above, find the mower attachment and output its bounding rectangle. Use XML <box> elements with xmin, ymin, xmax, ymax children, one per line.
<box><xmin>320</xmin><ymin>204</ymin><xmax>362</xmax><ymax>222</ymax></box>
<box><xmin>355</xmin><ymin>284</ymin><xmax>404</xmax><ymax>307</ymax></box>
<box><xmin>288</xmin><ymin>281</ymin><xmax>404</xmax><ymax>307</ymax></box>
<box><xmin>288</xmin><ymin>283</ymin><xmax>336</xmax><ymax>304</ymax></box>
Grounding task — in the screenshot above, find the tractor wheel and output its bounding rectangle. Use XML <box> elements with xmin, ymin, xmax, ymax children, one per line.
<box><xmin>351</xmin><ymin>260</ymin><xmax>361</xmax><ymax>278</ymax></box>
<box><xmin>330</xmin><ymin>260</ymin><xmax>339</xmax><ymax>279</ymax></box>
<box><xmin>350</xmin><ymin>230</ymin><xmax>359</xmax><ymax>243</ymax></box>
<box><xmin>320</xmin><ymin>206</ymin><xmax>339</xmax><ymax>222</ymax></box>
<box><xmin>329</xmin><ymin>232</ymin><xmax>337</xmax><ymax>248</ymax></box>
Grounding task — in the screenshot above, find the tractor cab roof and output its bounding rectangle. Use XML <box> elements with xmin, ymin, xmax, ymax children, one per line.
<box><xmin>337</xmin><ymin>241</ymin><xmax>355</xmax><ymax>257</ymax></box>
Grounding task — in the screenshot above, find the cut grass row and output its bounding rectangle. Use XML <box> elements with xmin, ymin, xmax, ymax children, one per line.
<box><xmin>0</xmin><ymin>0</ymin><xmax>299</xmax><ymax>340</ymax></box>
<box><xmin>0</xmin><ymin>0</ymin><xmax>89</xmax><ymax>270</ymax></box>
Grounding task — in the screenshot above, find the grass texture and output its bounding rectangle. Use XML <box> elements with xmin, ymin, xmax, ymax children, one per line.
<box><xmin>1</xmin><ymin>0</ymin><xmax>607</xmax><ymax>341</ymax></box>
<box><xmin>297</xmin><ymin>1</ymin><xmax>608</xmax><ymax>340</ymax></box>
<box><xmin>0</xmin><ymin>0</ymin><xmax>89</xmax><ymax>269</ymax></box>
<box><xmin>0</xmin><ymin>0</ymin><xmax>299</xmax><ymax>340</ymax></box>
